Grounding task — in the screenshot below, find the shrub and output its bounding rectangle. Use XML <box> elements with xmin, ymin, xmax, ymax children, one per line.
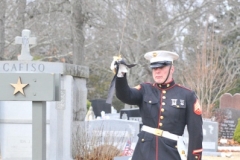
<box><xmin>72</xmin><ymin>122</ymin><xmax>128</xmax><ymax>160</ymax></box>
<box><xmin>233</xmin><ymin>118</ymin><xmax>240</xmax><ymax>143</ymax></box>
<box><xmin>86</xmin><ymin>99</ymin><xmax>91</xmax><ymax>110</ymax></box>
<box><xmin>75</xmin><ymin>144</ymin><xmax>122</xmax><ymax>160</ymax></box>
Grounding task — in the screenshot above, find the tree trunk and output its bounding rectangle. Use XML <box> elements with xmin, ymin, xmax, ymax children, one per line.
<box><xmin>0</xmin><ymin>0</ymin><xmax>6</xmax><ymax>57</ymax></box>
<box><xmin>15</xmin><ymin>0</ymin><xmax>26</xmax><ymax>59</ymax></box>
<box><xmin>71</xmin><ymin>0</ymin><xmax>85</xmax><ymax>65</ymax></box>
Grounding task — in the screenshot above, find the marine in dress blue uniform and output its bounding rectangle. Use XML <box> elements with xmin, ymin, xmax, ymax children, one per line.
<box><xmin>111</xmin><ymin>51</ymin><xmax>203</xmax><ymax>160</ymax></box>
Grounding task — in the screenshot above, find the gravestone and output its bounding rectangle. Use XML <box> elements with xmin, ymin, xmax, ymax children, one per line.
<box><xmin>218</xmin><ymin>108</ymin><xmax>240</xmax><ymax>139</ymax></box>
<box><xmin>218</xmin><ymin>93</ymin><xmax>240</xmax><ymax>139</ymax></box>
<box><xmin>219</xmin><ymin>93</ymin><xmax>240</xmax><ymax>110</ymax></box>
<box><xmin>202</xmin><ymin>120</ymin><xmax>219</xmax><ymax>152</ymax></box>
<box><xmin>182</xmin><ymin>119</ymin><xmax>219</xmax><ymax>152</ymax></box>
<box><xmin>120</xmin><ymin>108</ymin><xmax>140</xmax><ymax>121</ymax></box>
<box><xmin>114</xmin><ymin>156</ymin><xmax>132</xmax><ymax>160</ymax></box>
<box><xmin>73</xmin><ymin>119</ymin><xmax>139</xmax><ymax>159</ymax></box>
<box><xmin>91</xmin><ymin>99</ymin><xmax>111</xmax><ymax>118</ymax></box>
<box><xmin>15</xmin><ymin>29</ymin><xmax>36</xmax><ymax>61</ymax></box>
<box><xmin>0</xmin><ymin>73</ymin><xmax>61</xmax><ymax>160</ymax></box>
<box><xmin>0</xmin><ymin>29</ymin><xmax>89</xmax><ymax>160</ymax></box>
<box><xmin>105</xmin><ymin>113</ymin><xmax>120</xmax><ymax>119</ymax></box>
<box><xmin>120</xmin><ymin>108</ymin><xmax>142</xmax><ymax>131</ymax></box>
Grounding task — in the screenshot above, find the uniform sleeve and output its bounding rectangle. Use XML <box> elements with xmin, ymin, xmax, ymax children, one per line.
<box><xmin>115</xmin><ymin>75</ymin><xmax>142</xmax><ymax>105</ymax></box>
<box><xmin>186</xmin><ymin>92</ymin><xmax>203</xmax><ymax>160</ymax></box>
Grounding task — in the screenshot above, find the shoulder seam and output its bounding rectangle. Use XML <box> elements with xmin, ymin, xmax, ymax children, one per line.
<box><xmin>176</xmin><ymin>84</ymin><xmax>193</xmax><ymax>92</ymax></box>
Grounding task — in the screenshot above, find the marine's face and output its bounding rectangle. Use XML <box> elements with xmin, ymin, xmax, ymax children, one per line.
<box><xmin>152</xmin><ymin>65</ymin><xmax>174</xmax><ymax>84</ymax></box>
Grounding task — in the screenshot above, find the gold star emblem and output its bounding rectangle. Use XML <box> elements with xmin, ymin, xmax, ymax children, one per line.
<box><xmin>10</xmin><ymin>77</ymin><xmax>29</xmax><ymax>95</ymax></box>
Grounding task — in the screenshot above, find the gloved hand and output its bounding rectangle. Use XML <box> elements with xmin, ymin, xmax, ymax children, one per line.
<box><xmin>110</xmin><ymin>56</ymin><xmax>128</xmax><ymax>77</ymax></box>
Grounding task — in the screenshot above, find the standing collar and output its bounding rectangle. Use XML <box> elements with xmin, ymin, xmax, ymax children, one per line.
<box><xmin>155</xmin><ymin>80</ymin><xmax>175</xmax><ymax>89</ymax></box>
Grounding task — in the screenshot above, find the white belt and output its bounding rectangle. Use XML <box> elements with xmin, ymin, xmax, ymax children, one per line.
<box><xmin>141</xmin><ymin>125</ymin><xmax>179</xmax><ymax>141</ymax></box>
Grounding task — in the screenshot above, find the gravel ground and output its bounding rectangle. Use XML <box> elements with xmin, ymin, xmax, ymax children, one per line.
<box><xmin>203</xmin><ymin>152</ymin><xmax>240</xmax><ymax>160</ymax></box>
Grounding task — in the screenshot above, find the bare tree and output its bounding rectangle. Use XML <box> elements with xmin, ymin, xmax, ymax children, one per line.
<box><xmin>14</xmin><ymin>0</ymin><xmax>26</xmax><ymax>58</ymax></box>
<box><xmin>2</xmin><ymin>0</ymin><xmax>239</xmax><ymax>109</ymax></box>
<box><xmin>179</xmin><ymin>24</ymin><xmax>239</xmax><ymax>118</ymax></box>
<box><xmin>0</xmin><ymin>0</ymin><xmax>6</xmax><ymax>58</ymax></box>
<box><xmin>71</xmin><ymin>0</ymin><xmax>85</xmax><ymax>65</ymax></box>
<box><xmin>2</xmin><ymin>0</ymin><xmax>72</xmax><ymax>61</ymax></box>
<box><xmin>83</xmin><ymin>0</ymin><xmax>216</xmax><ymax>101</ymax></box>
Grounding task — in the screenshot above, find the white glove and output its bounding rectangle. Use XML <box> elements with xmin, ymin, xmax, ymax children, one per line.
<box><xmin>110</xmin><ymin>56</ymin><xmax>128</xmax><ymax>77</ymax></box>
<box><xmin>117</xmin><ymin>64</ymin><xmax>128</xmax><ymax>77</ymax></box>
<box><xmin>110</xmin><ymin>59</ymin><xmax>116</xmax><ymax>72</ymax></box>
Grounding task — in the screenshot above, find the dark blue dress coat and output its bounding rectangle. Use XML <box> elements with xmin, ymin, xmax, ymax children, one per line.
<box><xmin>115</xmin><ymin>76</ymin><xmax>203</xmax><ymax>160</ymax></box>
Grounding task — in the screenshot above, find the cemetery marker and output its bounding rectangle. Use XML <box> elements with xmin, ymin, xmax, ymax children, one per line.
<box><xmin>0</xmin><ymin>29</ymin><xmax>60</xmax><ymax>160</ymax></box>
<box><xmin>0</xmin><ymin>73</ymin><xmax>61</xmax><ymax>160</ymax></box>
<box><xmin>15</xmin><ymin>29</ymin><xmax>37</xmax><ymax>61</ymax></box>
<box><xmin>0</xmin><ymin>29</ymin><xmax>89</xmax><ymax>160</ymax></box>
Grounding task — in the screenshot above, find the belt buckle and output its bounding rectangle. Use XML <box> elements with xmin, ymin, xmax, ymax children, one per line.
<box><xmin>154</xmin><ymin>129</ymin><xmax>163</xmax><ymax>136</ymax></box>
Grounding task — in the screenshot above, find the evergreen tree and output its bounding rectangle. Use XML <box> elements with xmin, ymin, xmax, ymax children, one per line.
<box><xmin>233</xmin><ymin>118</ymin><xmax>240</xmax><ymax>143</ymax></box>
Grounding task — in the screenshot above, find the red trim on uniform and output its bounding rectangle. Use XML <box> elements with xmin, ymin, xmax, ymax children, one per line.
<box><xmin>156</xmin><ymin>136</ymin><xmax>158</xmax><ymax>160</ymax></box>
<box><xmin>155</xmin><ymin>87</ymin><xmax>163</xmax><ymax>160</ymax></box>
<box><xmin>193</xmin><ymin>148</ymin><xmax>202</xmax><ymax>154</ymax></box>
<box><xmin>193</xmin><ymin>149</ymin><xmax>202</xmax><ymax>160</ymax></box>
<box><xmin>176</xmin><ymin>84</ymin><xmax>192</xmax><ymax>91</ymax></box>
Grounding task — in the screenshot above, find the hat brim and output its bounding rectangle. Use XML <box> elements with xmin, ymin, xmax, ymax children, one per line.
<box><xmin>150</xmin><ymin>61</ymin><xmax>172</xmax><ymax>69</ymax></box>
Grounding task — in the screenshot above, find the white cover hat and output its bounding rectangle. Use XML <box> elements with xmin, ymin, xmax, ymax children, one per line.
<box><xmin>144</xmin><ymin>50</ymin><xmax>179</xmax><ymax>68</ymax></box>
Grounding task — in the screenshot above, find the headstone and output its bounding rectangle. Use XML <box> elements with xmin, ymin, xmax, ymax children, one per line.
<box><xmin>218</xmin><ymin>108</ymin><xmax>240</xmax><ymax>139</ymax></box>
<box><xmin>0</xmin><ymin>73</ymin><xmax>60</xmax><ymax>160</ymax></box>
<box><xmin>111</xmin><ymin>106</ymin><xmax>117</xmax><ymax>113</ymax></box>
<box><xmin>91</xmin><ymin>99</ymin><xmax>111</xmax><ymax>118</ymax></box>
<box><xmin>0</xmin><ymin>29</ymin><xmax>89</xmax><ymax>160</ymax></box>
<box><xmin>120</xmin><ymin>108</ymin><xmax>141</xmax><ymax>121</ymax></box>
<box><xmin>217</xmin><ymin>93</ymin><xmax>240</xmax><ymax>139</ymax></box>
<box><xmin>73</xmin><ymin>119</ymin><xmax>139</xmax><ymax>159</ymax></box>
<box><xmin>219</xmin><ymin>93</ymin><xmax>240</xmax><ymax>110</ymax></box>
<box><xmin>15</xmin><ymin>29</ymin><xmax>36</xmax><ymax>61</ymax></box>
<box><xmin>73</xmin><ymin>119</ymin><xmax>139</xmax><ymax>157</ymax></box>
<box><xmin>114</xmin><ymin>156</ymin><xmax>132</xmax><ymax>160</ymax></box>
<box><xmin>105</xmin><ymin>113</ymin><xmax>120</xmax><ymax>119</ymax></box>
<box><xmin>85</xmin><ymin>106</ymin><xmax>95</xmax><ymax>121</ymax></box>
<box><xmin>120</xmin><ymin>108</ymin><xmax>142</xmax><ymax>131</ymax></box>
<box><xmin>0</xmin><ymin>115</ymin><xmax>38</xmax><ymax>160</ymax></box>
<box><xmin>183</xmin><ymin>119</ymin><xmax>219</xmax><ymax>152</ymax></box>
<box><xmin>202</xmin><ymin>120</ymin><xmax>219</xmax><ymax>152</ymax></box>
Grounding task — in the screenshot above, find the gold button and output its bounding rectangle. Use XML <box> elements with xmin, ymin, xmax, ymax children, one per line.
<box><xmin>162</xmin><ymin>96</ymin><xmax>166</xmax><ymax>99</ymax></box>
<box><xmin>161</xmin><ymin>108</ymin><xmax>164</xmax><ymax>112</ymax></box>
<box><xmin>195</xmin><ymin>156</ymin><xmax>198</xmax><ymax>159</ymax></box>
<box><xmin>175</xmin><ymin>145</ymin><xmax>178</xmax><ymax>148</ymax></box>
<box><xmin>159</xmin><ymin>123</ymin><xmax>163</xmax><ymax>126</ymax></box>
<box><xmin>162</xmin><ymin>90</ymin><xmax>166</xmax><ymax>94</ymax></box>
<box><xmin>149</xmin><ymin>101</ymin><xmax>152</xmax><ymax>103</ymax></box>
<box><xmin>176</xmin><ymin>105</ymin><xmax>180</xmax><ymax>108</ymax></box>
<box><xmin>142</xmin><ymin>139</ymin><xmax>144</xmax><ymax>142</ymax></box>
<box><xmin>167</xmin><ymin>84</ymin><xmax>170</xmax><ymax>87</ymax></box>
<box><xmin>162</xmin><ymin>102</ymin><xmax>165</xmax><ymax>105</ymax></box>
<box><xmin>159</xmin><ymin>84</ymin><xmax>161</xmax><ymax>87</ymax></box>
<box><xmin>160</xmin><ymin>116</ymin><xmax>164</xmax><ymax>119</ymax></box>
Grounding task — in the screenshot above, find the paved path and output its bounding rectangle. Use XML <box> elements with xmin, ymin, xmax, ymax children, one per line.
<box><xmin>203</xmin><ymin>152</ymin><xmax>240</xmax><ymax>160</ymax></box>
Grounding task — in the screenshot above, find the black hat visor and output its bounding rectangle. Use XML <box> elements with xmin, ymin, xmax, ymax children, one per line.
<box><xmin>150</xmin><ymin>61</ymin><xmax>172</xmax><ymax>69</ymax></box>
